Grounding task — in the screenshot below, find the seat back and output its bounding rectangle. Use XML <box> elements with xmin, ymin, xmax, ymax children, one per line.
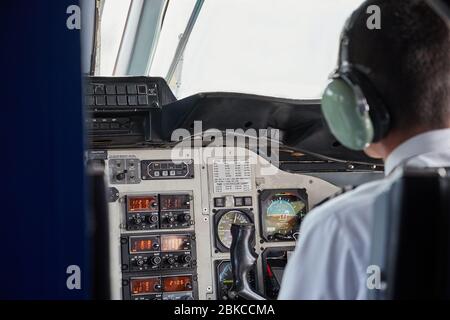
<box><xmin>369</xmin><ymin>168</ymin><xmax>450</xmax><ymax>299</ymax></box>
<box><xmin>87</xmin><ymin>162</ymin><xmax>111</xmax><ymax>300</ymax></box>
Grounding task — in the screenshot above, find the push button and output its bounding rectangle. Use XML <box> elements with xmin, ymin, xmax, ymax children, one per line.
<box><xmin>85</xmin><ymin>96</ymin><xmax>95</xmax><ymax>106</ymax></box>
<box><xmin>137</xmin><ymin>84</ymin><xmax>147</xmax><ymax>94</ymax></box>
<box><xmin>138</xmin><ymin>95</ymin><xmax>149</xmax><ymax>105</ymax></box>
<box><xmin>106</xmin><ymin>85</ymin><xmax>116</xmax><ymax>95</ymax></box>
<box><xmin>128</xmin><ymin>95</ymin><xmax>138</xmax><ymax>106</ymax></box>
<box><xmin>86</xmin><ymin>85</ymin><xmax>94</xmax><ymax>95</ymax></box>
<box><xmin>95</xmin><ymin>96</ymin><xmax>106</xmax><ymax>106</ymax></box>
<box><xmin>214</xmin><ymin>197</ymin><xmax>225</xmax><ymax>207</ymax></box>
<box><xmin>117</xmin><ymin>96</ymin><xmax>127</xmax><ymax>106</ymax></box>
<box><xmin>116</xmin><ymin>85</ymin><xmax>126</xmax><ymax>95</ymax></box>
<box><xmin>127</xmin><ymin>84</ymin><xmax>137</xmax><ymax>94</ymax></box>
<box><xmin>107</xmin><ymin>96</ymin><xmax>116</xmax><ymax>106</ymax></box>
<box><xmin>234</xmin><ymin>197</ymin><xmax>244</xmax><ymax>207</ymax></box>
<box><xmin>94</xmin><ymin>84</ymin><xmax>105</xmax><ymax>95</ymax></box>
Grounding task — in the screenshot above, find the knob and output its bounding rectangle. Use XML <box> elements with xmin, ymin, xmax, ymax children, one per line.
<box><xmin>185</xmin><ymin>283</ymin><xmax>193</xmax><ymax>290</ymax></box>
<box><xmin>180</xmin><ymin>254</ymin><xmax>192</xmax><ymax>264</ymax></box>
<box><xmin>152</xmin><ymin>242</ymin><xmax>160</xmax><ymax>250</ymax></box>
<box><xmin>154</xmin><ymin>283</ymin><xmax>162</xmax><ymax>291</ymax></box>
<box><xmin>135</xmin><ymin>258</ymin><xmax>145</xmax><ymax>267</ymax></box>
<box><xmin>133</xmin><ymin>217</ymin><xmax>143</xmax><ymax>225</ymax></box>
<box><xmin>166</xmin><ymin>216</ymin><xmax>176</xmax><ymax>224</ymax></box>
<box><xmin>148</xmin><ymin>215</ymin><xmax>159</xmax><ymax>224</ymax></box>
<box><xmin>167</xmin><ymin>257</ymin><xmax>176</xmax><ymax>265</ymax></box>
<box><xmin>116</xmin><ymin>172</ymin><xmax>125</xmax><ymax>181</ymax></box>
<box><xmin>179</xmin><ymin>214</ymin><xmax>191</xmax><ymax>222</ymax></box>
<box><xmin>151</xmin><ymin>256</ymin><xmax>162</xmax><ymax>266</ymax></box>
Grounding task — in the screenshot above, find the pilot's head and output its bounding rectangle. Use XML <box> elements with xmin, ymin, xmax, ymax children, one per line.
<box><xmin>321</xmin><ymin>0</ymin><xmax>450</xmax><ymax>159</ymax></box>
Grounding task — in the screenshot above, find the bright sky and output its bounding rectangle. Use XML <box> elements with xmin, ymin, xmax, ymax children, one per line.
<box><xmin>99</xmin><ymin>0</ymin><xmax>364</xmax><ymax>100</ymax></box>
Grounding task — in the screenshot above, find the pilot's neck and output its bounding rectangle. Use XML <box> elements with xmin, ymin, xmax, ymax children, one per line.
<box><xmin>364</xmin><ymin>126</ymin><xmax>439</xmax><ymax>161</ymax></box>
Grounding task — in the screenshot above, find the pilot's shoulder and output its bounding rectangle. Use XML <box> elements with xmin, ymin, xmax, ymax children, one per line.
<box><xmin>303</xmin><ymin>178</ymin><xmax>390</xmax><ymax>230</ymax></box>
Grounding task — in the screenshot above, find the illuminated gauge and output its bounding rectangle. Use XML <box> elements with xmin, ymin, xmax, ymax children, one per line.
<box><xmin>130</xmin><ymin>277</ymin><xmax>161</xmax><ymax>296</ymax></box>
<box><xmin>127</xmin><ymin>195</ymin><xmax>158</xmax><ymax>213</ymax></box>
<box><xmin>259</xmin><ymin>189</ymin><xmax>308</xmax><ymax>241</ymax></box>
<box><xmin>215</xmin><ymin>260</ymin><xmax>256</xmax><ymax>300</ymax></box>
<box><xmin>215</xmin><ymin>209</ymin><xmax>253</xmax><ymax>252</ymax></box>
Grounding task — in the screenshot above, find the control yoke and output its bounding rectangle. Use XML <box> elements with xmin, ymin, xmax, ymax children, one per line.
<box><xmin>228</xmin><ymin>223</ymin><xmax>266</xmax><ymax>300</ymax></box>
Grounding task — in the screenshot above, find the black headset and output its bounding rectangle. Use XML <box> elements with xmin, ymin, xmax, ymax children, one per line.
<box><xmin>321</xmin><ymin>5</ymin><xmax>391</xmax><ymax>150</ymax></box>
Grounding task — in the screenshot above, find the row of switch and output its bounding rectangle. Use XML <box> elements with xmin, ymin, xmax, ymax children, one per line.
<box><xmin>87</xmin><ymin>83</ymin><xmax>151</xmax><ymax>95</ymax></box>
<box><xmin>132</xmin><ymin>253</ymin><xmax>193</xmax><ymax>269</ymax></box>
<box><xmin>153</xmin><ymin>170</ymin><xmax>184</xmax><ymax>177</ymax></box>
<box><xmin>86</xmin><ymin>118</ymin><xmax>130</xmax><ymax>130</ymax></box>
<box><xmin>128</xmin><ymin>212</ymin><xmax>191</xmax><ymax>230</ymax></box>
<box><xmin>214</xmin><ymin>196</ymin><xmax>252</xmax><ymax>207</ymax></box>
<box><xmin>86</xmin><ymin>94</ymin><xmax>150</xmax><ymax>107</ymax></box>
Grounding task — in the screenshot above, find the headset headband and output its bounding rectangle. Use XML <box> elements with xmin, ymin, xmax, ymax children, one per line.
<box><xmin>337</xmin><ymin>6</ymin><xmax>366</xmax><ymax>74</ymax></box>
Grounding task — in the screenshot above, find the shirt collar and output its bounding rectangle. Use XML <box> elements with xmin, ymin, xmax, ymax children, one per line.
<box><xmin>385</xmin><ymin>128</ymin><xmax>450</xmax><ymax>176</ymax></box>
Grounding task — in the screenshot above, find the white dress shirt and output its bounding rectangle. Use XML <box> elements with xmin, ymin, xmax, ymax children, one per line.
<box><xmin>278</xmin><ymin>129</ymin><xmax>450</xmax><ymax>300</ymax></box>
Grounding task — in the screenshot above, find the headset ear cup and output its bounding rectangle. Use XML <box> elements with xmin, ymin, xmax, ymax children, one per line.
<box><xmin>321</xmin><ymin>78</ymin><xmax>375</xmax><ymax>150</ymax></box>
<box><xmin>350</xmin><ymin>71</ymin><xmax>391</xmax><ymax>142</ymax></box>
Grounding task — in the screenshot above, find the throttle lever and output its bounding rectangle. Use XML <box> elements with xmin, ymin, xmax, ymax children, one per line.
<box><xmin>228</xmin><ymin>223</ymin><xmax>266</xmax><ymax>300</ymax></box>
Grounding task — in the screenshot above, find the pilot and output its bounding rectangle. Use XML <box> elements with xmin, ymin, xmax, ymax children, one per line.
<box><xmin>279</xmin><ymin>0</ymin><xmax>450</xmax><ymax>299</ymax></box>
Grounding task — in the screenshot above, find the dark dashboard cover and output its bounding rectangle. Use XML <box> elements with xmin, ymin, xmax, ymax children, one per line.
<box><xmin>161</xmin><ymin>92</ymin><xmax>379</xmax><ymax>164</ymax></box>
<box><xmin>84</xmin><ymin>76</ymin><xmax>379</xmax><ymax>165</ymax></box>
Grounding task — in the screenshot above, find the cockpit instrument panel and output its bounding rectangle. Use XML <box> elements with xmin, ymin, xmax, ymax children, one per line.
<box><xmin>214</xmin><ymin>209</ymin><xmax>254</xmax><ymax>252</ymax></box>
<box><xmin>104</xmin><ymin>148</ymin><xmax>345</xmax><ymax>300</ymax></box>
<box><xmin>259</xmin><ymin>189</ymin><xmax>308</xmax><ymax>241</ymax></box>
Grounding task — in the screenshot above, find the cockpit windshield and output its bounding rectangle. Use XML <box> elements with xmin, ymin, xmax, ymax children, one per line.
<box><xmin>98</xmin><ymin>0</ymin><xmax>364</xmax><ymax>99</ymax></box>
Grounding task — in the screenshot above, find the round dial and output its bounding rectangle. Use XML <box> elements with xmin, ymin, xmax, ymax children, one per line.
<box><xmin>265</xmin><ymin>193</ymin><xmax>307</xmax><ymax>237</ymax></box>
<box><xmin>216</xmin><ymin>210</ymin><xmax>252</xmax><ymax>249</ymax></box>
<box><xmin>217</xmin><ymin>261</ymin><xmax>255</xmax><ymax>300</ymax></box>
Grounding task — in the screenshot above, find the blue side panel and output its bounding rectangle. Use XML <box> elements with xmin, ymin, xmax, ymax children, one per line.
<box><xmin>0</xmin><ymin>1</ymin><xmax>89</xmax><ymax>299</ymax></box>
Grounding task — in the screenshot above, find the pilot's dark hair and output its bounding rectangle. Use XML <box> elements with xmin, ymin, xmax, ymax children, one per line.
<box><xmin>348</xmin><ymin>0</ymin><xmax>450</xmax><ymax>132</ymax></box>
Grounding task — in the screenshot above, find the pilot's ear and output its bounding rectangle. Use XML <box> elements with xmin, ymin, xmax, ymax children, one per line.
<box><xmin>364</xmin><ymin>142</ymin><xmax>384</xmax><ymax>160</ymax></box>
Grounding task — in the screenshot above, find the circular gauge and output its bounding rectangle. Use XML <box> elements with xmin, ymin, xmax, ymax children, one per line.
<box><xmin>218</xmin><ymin>262</ymin><xmax>234</xmax><ymax>298</ymax></box>
<box><xmin>216</xmin><ymin>210</ymin><xmax>252</xmax><ymax>250</ymax></box>
<box><xmin>260</xmin><ymin>190</ymin><xmax>308</xmax><ymax>241</ymax></box>
<box><xmin>215</xmin><ymin>260</ymin><xmax>256</xmax><ymax>300</ymax></box>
